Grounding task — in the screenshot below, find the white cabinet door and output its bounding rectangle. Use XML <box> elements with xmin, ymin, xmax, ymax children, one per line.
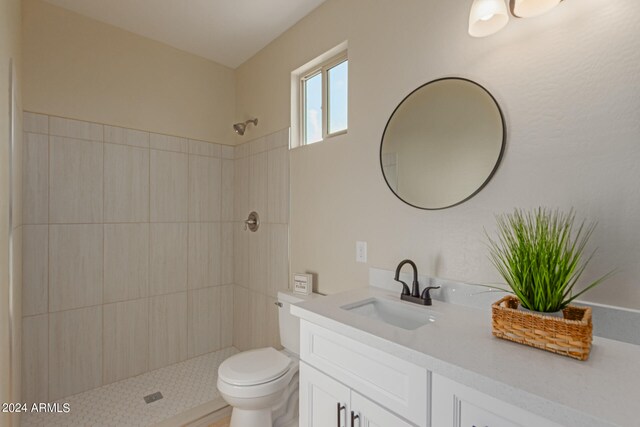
<box><xmin>351</xmin><ymin>391</ymin><xmax>415</xmax><ymax>427</ymax></box>
<box><xmin>432</xmin><ymin>374</ymin><xmax>562</xmax><ymax>427</ymax></box>
<box><xmin>300</xmin><ymin>361</ymin><xmax>351</xmax><ymax>427</ymax></box>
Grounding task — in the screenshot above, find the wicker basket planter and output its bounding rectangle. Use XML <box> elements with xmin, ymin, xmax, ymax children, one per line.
<box><xmin>492</xmin><ymin>295</ymin><xmax>593</xmax><ymax>361</ymax></box>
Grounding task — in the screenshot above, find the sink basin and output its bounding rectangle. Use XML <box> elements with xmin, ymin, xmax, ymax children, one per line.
<box><xmin>341</xmin><ymin>297</ymin><xmax>436</xmax><ymax>330</ymax></box>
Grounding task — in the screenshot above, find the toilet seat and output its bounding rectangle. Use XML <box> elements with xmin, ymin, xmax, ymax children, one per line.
<box><xmin>219</xmin><ymin>347</ymin><xmax>292</xmax><ymax>386</ymax></box>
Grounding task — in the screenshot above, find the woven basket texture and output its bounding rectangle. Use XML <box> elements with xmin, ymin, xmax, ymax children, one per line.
<box><xmin>492</xmin><ymin>295</ymin><xmax>592</xmax><ymax>361</ymax></box>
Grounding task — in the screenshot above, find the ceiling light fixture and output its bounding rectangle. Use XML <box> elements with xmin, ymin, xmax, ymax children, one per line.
<box><xmin>469</xmin><ymin>0</ymin><xmax>510</xmax><ymax>38</ymax></box>
<box><xmin>469</xmin><ymin>0</ymin><xmax>564</xmax><ymax>37</ymax></box>
<box><xmin>510</xmin><ymin>0</ymin><xmax>562</xmax><ymax>18</ymax></box>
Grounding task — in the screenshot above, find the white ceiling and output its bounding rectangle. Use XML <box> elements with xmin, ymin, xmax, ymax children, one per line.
<box><xmin>43</xmin><ymin>0</ymin><xmax>326</xmax><ymax>68</ymax></box>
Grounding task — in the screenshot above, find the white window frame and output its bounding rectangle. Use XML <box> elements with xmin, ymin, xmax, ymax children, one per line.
<box><xmin>300</xmin><ymin>52</ymin><xmax>348</xmax><ymax>144</ymax></box>
<box><xmin>291</xmin><ymin>42</ymin><xmax>348</xmax><ymax>148</ymax></box>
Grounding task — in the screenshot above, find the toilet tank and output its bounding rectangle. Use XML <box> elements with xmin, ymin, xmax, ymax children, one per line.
<box><xmin>278</xmin><ymin>291</ymin><xmax>321</xmax><ymax>355</ymax></box>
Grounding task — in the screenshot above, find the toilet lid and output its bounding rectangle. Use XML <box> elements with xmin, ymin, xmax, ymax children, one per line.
<box><xmin>218</xmin><ymin>348</ymin><xmax>292</xmax><ymax>386</ymax></box>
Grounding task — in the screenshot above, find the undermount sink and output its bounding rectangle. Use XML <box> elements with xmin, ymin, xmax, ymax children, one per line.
<box><xmin>341</xmin><ymin>297</ymin><xmax>437</xmax><ymax>330</ymax></box>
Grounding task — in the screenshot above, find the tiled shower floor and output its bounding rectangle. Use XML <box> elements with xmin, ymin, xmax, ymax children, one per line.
<box><xmin>22</xmin><ymin>347</ymin><xmax>238</xmax><ymax>427</ymax></box>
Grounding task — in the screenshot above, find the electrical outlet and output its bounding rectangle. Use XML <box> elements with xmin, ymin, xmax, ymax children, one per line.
<box><xmin>356</xmin><ymin>241</ymin><xmax>367</xmax><ymax>263</ymax></box>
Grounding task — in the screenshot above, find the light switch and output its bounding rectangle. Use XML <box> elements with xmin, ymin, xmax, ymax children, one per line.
<box><xmin>356</xmin><ymin>241</ymin><xmax>367</xmax><ymax>263</ymax></box>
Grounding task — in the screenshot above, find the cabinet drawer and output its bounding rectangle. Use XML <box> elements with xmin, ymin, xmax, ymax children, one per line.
<box><xmin>300</xmin><ymin>320</ymin><xmax>428</xmax><ymax>427</ymax></box>
<box><xmin>432</xmin><ymin>373</ymin><xmax>562</xmax><ymax>427</ymax></box>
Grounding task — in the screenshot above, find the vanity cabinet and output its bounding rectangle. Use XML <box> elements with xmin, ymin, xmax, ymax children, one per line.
<box><xmin>300</xmin><ymin>362</ymin><xmax>413</xmax><ymax>427</ymax></box>
<box><xmin>299</xmin><ymin>320</ymin><xmax>429</xmax><ymax>426</ymax></box>
<box><xmin>431</xmin><ymin>374</ymin><xmax>561</xmax><ymax>427</ymax></box>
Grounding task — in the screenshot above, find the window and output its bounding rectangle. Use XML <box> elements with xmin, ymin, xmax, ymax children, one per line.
<box><xmin>300</xmin><ymin>53</ymin><xmax>348</xmax><ymax>145</ymax></box>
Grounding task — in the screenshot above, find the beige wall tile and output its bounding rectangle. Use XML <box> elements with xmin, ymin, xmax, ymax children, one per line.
<box><xmin>22</xmin><ymin>225</ymin><xmax>48</xmax><ymax>316</ymax></box>
<box><xmin>13</xmin><ymin>227</ymin><xmax>23</xmax><ymax>323</ymax></box>
<box><xmin>22</xmin><ymin>132</ymin><xmax>48</xmax><ymax>224</ymax></box>
<box><xmin>187</xmin><ymin>287</ymin><xmax>221</xmax><ymax>358</ymax></box>
<box><xmin>49</xmin><ymin>224</ymin><xmax>103</xmax><ymax>312</ymax></box>
<box><xmin>250</xmin><ymin>291</ymin><xmax>267</xmax><ymax>349</ymax></box>
<box><xmin>221</xmin><ymin>145</ymin><xmax>234</xmax><ymax>160</ymax></box>
<box><xmin>149</xmin><ymin>292</ymin><xmax>188</xmax><ymax>370</ymax></box>
<box><xmin>149</xmin><ymin>223</ymin><xmax>188</xmax><ymax>296</ymax></box>
<box><xmin>267</xmin><ymin>146</ymin><xmax>290</xmax><ymax>224</ymax></box>
<box><xmin>268</xmin><ymin>224</ymin><xmax>289</xmax><ymax>298</ymax></box>
<box><xmin>249</xmin><ymin>223</ymin><xmax>268</xmax><ymax>293</ymax></box>
<box><xmin>266</xmin><ymin>296</ymin><xmax>282</xmax><ymax>349</ymax></box>
<box><xmin>249</xmin><ymin>135</ymin><xmax>268</xmax><ymax>156</ymax></box>
<box><xmin>189</xmin><ymin>139</ymin><xmax>221</xmax><ymax>158</ymax></box>
<box><xmin>49</xmin><ymin>136</ymin><xmax>103</xmax><ymax>223</ymax></box>
<box><xmin>104</xmin><ymin>224</ymin><xmax>149</xmax><ymax>303</ymax></box>
<box><xmin>149</xmin><ymin>133</ymin><xmax>188</xmax><ymax>153</ymax></box>
<box><xmin>49</xmin><ymin>306</ymin><xmax>103</xmax><ymax>400</ymax></box>
<box><xmin>150</xmin><ymin>150</ymin><xmax>188</xmax><ymax>222</ymax></box>
<box><xmin>267</xmin><ymin>129</ymin><xmax>290</xmax><ymax>151</ymax></box>
<box><xmin>104</xmin><ymin>125</ymin><xmax>149</xmax><ymax>148</ymax></box>
<box><xmin>221</xmin><ymin>223</ymin><xmax>233</xmax><ymax>286</ymax></box>
<box><xmin>234</xmin><ymin>142</ymin><xmax>250</xmax><ymax>159</ymax></box>
<box><xmin>23</xmin><ymin>112</ymin><xmax>49</xmax><ymax>134</ymax></box>
<box><xmin>233</xmin><ymin>285</ymin><xmax>250</xmax><ymax>351</ymax></box>
<box><xmin>221</xmin><ymin>159</ymin><xmax>234</xmax><ymax>222</ymax></box>
<box><xmin>248</xmin><ymin>151</ymin><xmax>268</xmax><ymax>222</ymax></box>
<box><xmin>188</xmin><ymin>155</ymin><xmax>221</xmax><ymax>222</ymax></box>
<box><xmin>13</xmin><ymin>132</ymin><xmax>24</xmax><ymax>226</ymax></box>
<box><xmin>220</xmin><ymin>285</ymin><xmax>233</xmax><ymax>348</ymax></box>
<box><xmin>49</xmin><ymin>116</ymin><xmax>103</xmax><ymax>141</ymax></box>
<box><xmin>22</xmin><ymin>314</ymin><xmax>48</xmax><ymax>405</ymax></box>
<box><xmin>233</xmin><ymin>156</ymin><xmax>248</xmax><ymax>222</ymax></box>
<box><xmin>103</xmin><ymin>299</ymin><xmax>148</xmax><ymax>384</ymax></box>
<box><xmin>104</xmin><ymin>144</ymin><xmax>149</xmax><ymax>222</ymax></box>
<box><xmin>188</xmin><ymin>223</ymin><xmax>221</xmax><ymax>289</ymax></box>
<box><xmin>233</xmin><ymin>222</ymin><xmax>249</xmax><ymax>289</ymax></box>
<box><xmin>233</xmin><ymin>289</ymin><xmax>280</xmax><ymax>351</ymax></box>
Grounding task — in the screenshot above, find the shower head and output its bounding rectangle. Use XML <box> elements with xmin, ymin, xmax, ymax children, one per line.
<box><xmin>233</xmin><ymin>123</ymin><xmax>246</xmax><ymax>135</ymax></box>
<box><xmin>233</xmin><ymin>118</ymin><xmax>258</xmax><ymax>136</ymax></box>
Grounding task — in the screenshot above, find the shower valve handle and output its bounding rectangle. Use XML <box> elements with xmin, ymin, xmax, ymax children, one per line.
<box><xmin>244</xmin><ymin>211</ymin><xmax>260</xmax><ymax>232</ymax></box>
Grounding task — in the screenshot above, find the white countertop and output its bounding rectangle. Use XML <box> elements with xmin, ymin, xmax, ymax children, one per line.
<box><xmin>291</xmin><ymin>287</ymin><xmax>640</xmax><ymax>427</ymax></box>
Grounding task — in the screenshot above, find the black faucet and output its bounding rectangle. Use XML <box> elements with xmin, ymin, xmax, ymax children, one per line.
<box><xmin>394</xmin><ymin>259</ymin><xmax>440</xmax><ymax>306</ymax></box>
<box><xmin>394</xmin><ymin>259</ymin><xmax>420</xmax><ymax>297</ymax></box>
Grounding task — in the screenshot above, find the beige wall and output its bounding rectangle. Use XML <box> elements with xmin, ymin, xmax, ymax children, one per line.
<box><xmin>0</xmin><ymin>0</ymin><xmax>22</xmax><ymax>425</ymax></box>
<box><xmin>236</xmin><ymin>0</ymin><xmax>640</xmax><ymax>308</ymax></box>
<box><xmin>22</xmin><ymin>0</ymin><xmax>236</xmax><ymax>145</ymax></box>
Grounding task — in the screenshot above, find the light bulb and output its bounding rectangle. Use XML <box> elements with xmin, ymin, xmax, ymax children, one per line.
<box><xmin>510</xmin><ymin>0</ymin><xmax>562</xmax><ymax>18</ymax></box>
<box><xmin>469</xmin><ymin>0</ymin><xmax>510</xmax><ymax>38</ymax></box>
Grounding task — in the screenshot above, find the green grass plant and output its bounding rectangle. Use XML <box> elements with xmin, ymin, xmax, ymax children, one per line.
<box><xmin>486</xmin><ymin>208</ymin><xmax>612</xmax><ymax>313</ymax></box>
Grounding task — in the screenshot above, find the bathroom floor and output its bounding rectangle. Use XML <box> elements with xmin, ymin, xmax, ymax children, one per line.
<box><xmin>208</xmin><ymin>417</ymin><xmax>231</xmax><ymax>427</ymax></box>
<box><xmin>21</xmin><ymin>347</ymin><xmax>238</xmax><ymax>427</ymax></box>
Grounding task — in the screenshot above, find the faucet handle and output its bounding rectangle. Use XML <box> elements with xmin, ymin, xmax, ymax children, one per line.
<box><xmin>420</xmin><ymin>286</ymin><xmax>441</xmax><ymax>302</ymax></box>
<box><xmin>395</xmin><ymin>279</ymin><xmax>411</xmax><ymax>296</ymax></box>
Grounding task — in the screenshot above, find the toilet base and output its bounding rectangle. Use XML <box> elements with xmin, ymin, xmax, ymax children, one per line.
<box><xmin>229</xmin><ymin>407</ymin><xmax>273</xmax><ymax>427</ymax></box>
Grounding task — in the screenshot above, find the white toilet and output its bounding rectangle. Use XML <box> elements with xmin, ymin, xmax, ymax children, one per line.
<box><xmin>217</xmin><ymin>291</ymin><xmax>320</xmax><ymax>427</ymax></box>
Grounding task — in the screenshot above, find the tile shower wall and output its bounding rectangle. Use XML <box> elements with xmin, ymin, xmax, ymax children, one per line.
<box><xmin>233</xmin><ymin>129</ymin><xmax>290</xmax><ymax>351</ymax></box>
<box><xmin>21</xmin><ymin>112</ymin><xmax>235</xmax><ymax>404</ymax></box>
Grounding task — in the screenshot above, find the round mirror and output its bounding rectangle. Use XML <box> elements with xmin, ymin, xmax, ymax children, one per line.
<box><xmin>380</xmin><ymin>78</ymin><xmax>505</xmax><ymax>210</ymax></box>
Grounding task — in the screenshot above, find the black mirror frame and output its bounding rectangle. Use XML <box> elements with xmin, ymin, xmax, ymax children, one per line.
<box><xmin>379</xmin><ymin>77</ymin><xmax>507</xmax><ymax>210</ymax></box>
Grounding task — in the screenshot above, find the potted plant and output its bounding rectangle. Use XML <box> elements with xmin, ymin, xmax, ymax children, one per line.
<box><xmin>486</xmin><ymin>208</ymin><xmax>612</xmax><ymax>360</ymax></box>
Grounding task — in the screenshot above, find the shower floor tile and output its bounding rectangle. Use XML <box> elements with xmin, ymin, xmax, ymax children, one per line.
<box><xmin>22</xmin><ymin>347</ymin><xmax>238</xmax><ymax>427</ymax></box>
